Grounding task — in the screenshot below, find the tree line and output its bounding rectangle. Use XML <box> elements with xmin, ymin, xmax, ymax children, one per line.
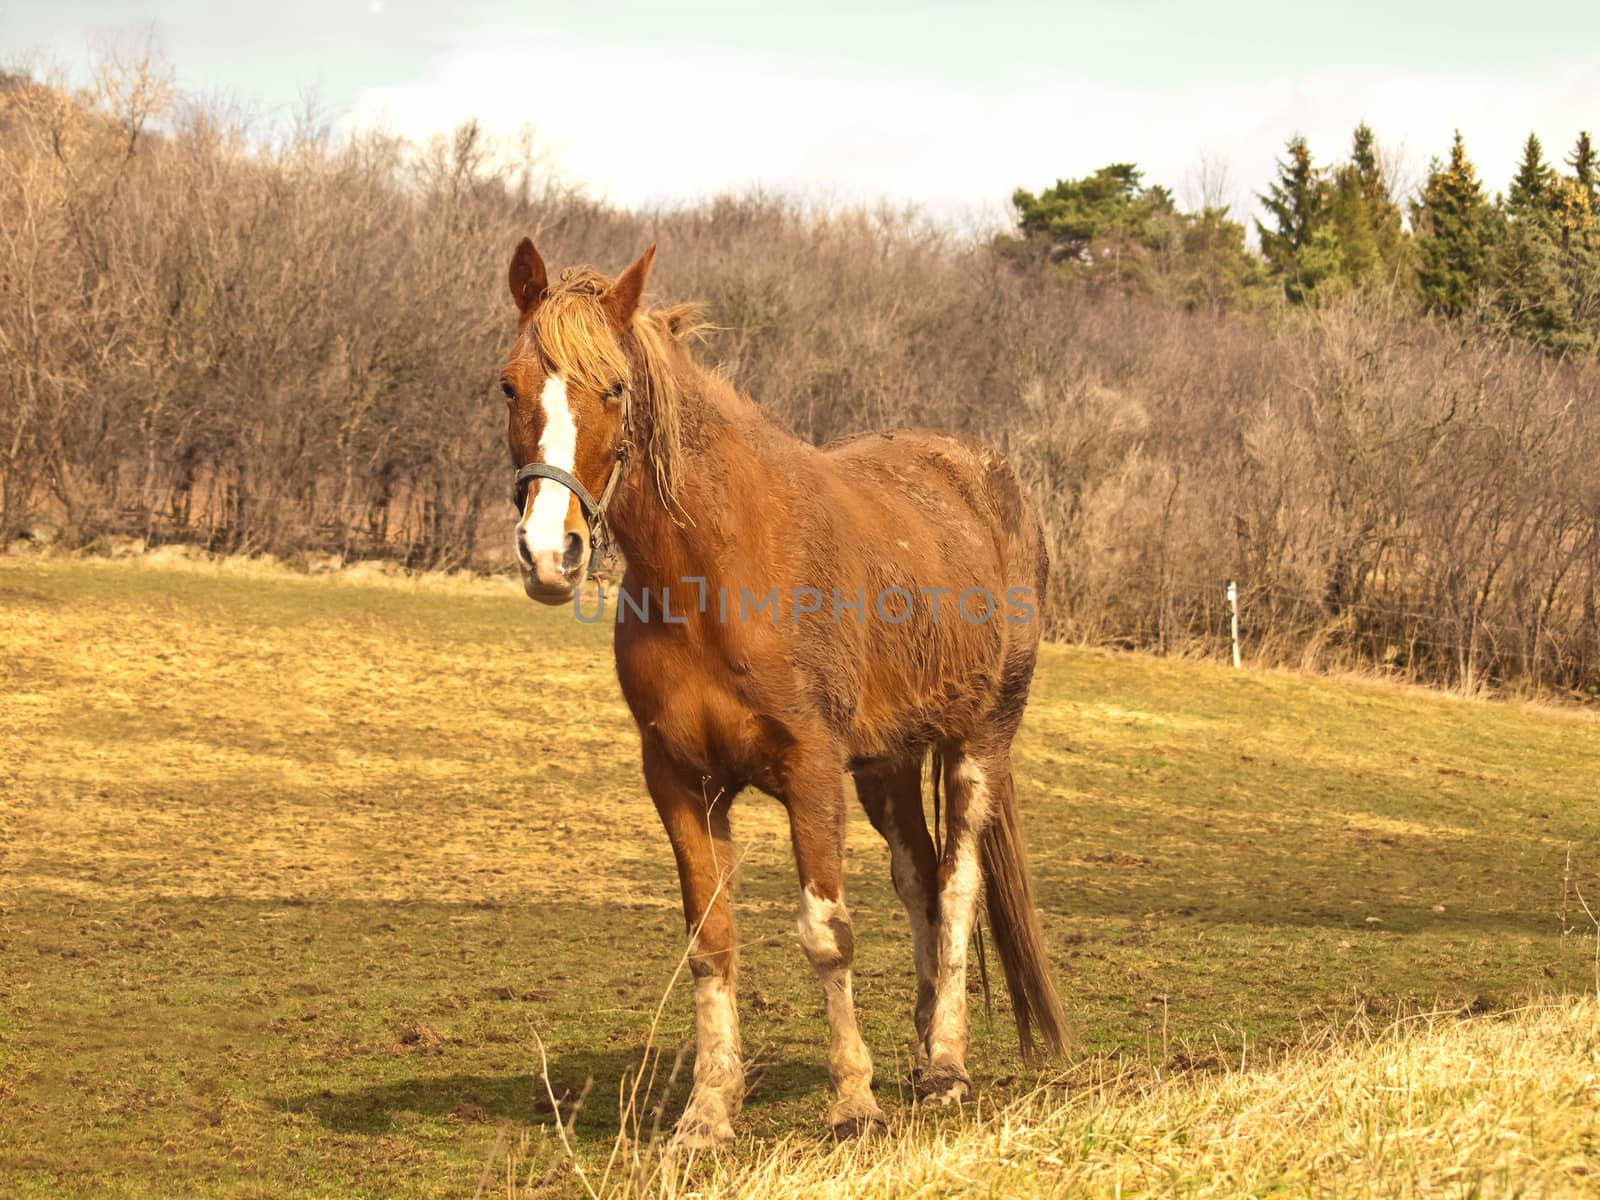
<box><xmin>2</xmin><ymin>59</ymin><xmax>1598</xmax><ymax>701</ymax></box>
<box><xmin>1011</xmin><ymin>124</ymin><xmax>1600</xmax><ymax>353</ymax></box>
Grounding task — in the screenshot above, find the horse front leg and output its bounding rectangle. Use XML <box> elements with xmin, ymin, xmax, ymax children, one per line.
<box><xmin>785</xmin><ymin>753</ymin><xmax>887</xmax><ymax>1140</ymax></box>
<box><xmin>644</xmin><ymin>743</ymin><xmax>743</xmax><ymax>1149</ymax></box>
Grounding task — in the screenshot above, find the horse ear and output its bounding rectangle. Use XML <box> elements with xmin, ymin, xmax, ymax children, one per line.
<box><xmin>601</xmin><ymin>244</ymin><xmax>656</xmax><ymax>330</ymax></box>
<box><xmin>508</xmin><ymin>237</ymin><xmax>548</xmax><ymax>317</ymax></box>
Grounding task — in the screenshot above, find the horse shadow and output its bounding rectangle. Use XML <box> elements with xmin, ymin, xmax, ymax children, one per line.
<box><xmin>280</xmin><ymin>1047</ymin><xmax>830</xmax><ymax>1143</ymax></box>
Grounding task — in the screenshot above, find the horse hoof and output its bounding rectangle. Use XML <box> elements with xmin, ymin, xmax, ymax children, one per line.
<box><xmin>671</xmin><ymin>1116</ymin><xmax>734</xmax><ymax>1151</ymax></box>
<box><xmin>914</xmin><ymin>1068</ymin><xmax>972</xmax><ymax>1106</ymax></box>
<box><xmin>831</xmin><ymin>1113</ymin><xmax>888</xmax><ymax>1142</ymax></box>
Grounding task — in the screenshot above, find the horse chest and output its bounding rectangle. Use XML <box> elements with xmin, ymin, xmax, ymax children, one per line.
<box><xmin>614</xmin><ymin>626</ymin><xmax>776</xmax><ymax>781</ymax></box>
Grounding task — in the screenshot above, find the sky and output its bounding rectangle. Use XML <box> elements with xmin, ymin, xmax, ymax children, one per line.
<box><xmin>5</xmin><ymin>1</ymin><xmax>1599</xmax><ymax>230</ymax></box>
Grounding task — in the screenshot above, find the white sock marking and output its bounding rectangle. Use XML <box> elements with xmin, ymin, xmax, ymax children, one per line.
<box><xmin>690</xmin><ymin>971</ymin><xmax>743</xmax><ymax>1112</ymax></box>
<box><xmin>929</xmin><ymin>759</ymin><xmax>991</xmax><ymax>1067</ymax></box>
<box><xmin>796</xmin><ymin>884</ymin><xmax>845</xmax><ymax>963</ymax></box>
<box><xmin>796</xmin><ymin>885</ymin><xmax>877</xmax><ymax>1115</ymax></box>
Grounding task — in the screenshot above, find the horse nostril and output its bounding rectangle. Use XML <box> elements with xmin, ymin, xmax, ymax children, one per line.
<box><xmin>561</xmin><ymin>531</ymin><xmax>585</xmax><ymax>574</ymax></box>
<box><xmin>515</xmin><ymin>532</ymin><xmax>534</xmax><ymax>571</ymax></box>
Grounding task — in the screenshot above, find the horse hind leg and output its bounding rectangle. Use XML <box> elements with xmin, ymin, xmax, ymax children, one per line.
<box><xmin>854</xmin><ymin>756</ymin><xmax>939</xmax><ymax>1062</ymax></box>
<box><xmin>919</xmin><ymin>742</ymin><xmax>996</xmax><ymax>1105</ymax></box>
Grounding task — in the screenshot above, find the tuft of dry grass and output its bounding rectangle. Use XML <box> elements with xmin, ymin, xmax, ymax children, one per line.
<box><xmin>547</xmin><ymin>1000</ymin><xmax>1599</xmax><ymax>1198</ymax></box>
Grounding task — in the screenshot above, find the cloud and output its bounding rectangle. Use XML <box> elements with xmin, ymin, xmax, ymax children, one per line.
<box><xmin>342</xmin><ymin>29</ymin><xmax>1600</xmax><ymax>229</ymax></box>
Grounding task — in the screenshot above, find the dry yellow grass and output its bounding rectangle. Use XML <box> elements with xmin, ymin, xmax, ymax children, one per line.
<box><xmin>576</xmin><ymin>999</ymin><xmax>1600</xmax><ymax>1198</ymax></box>
<box><xmin>5</xmin><ymin>551</ymin><xmax>1599</xmax><ymax>1198</ymax></box>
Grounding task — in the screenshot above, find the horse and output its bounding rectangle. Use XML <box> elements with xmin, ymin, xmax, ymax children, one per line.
<box><xmin>498</xmin><ymin>239</ymin><xmax>1067</xmax><ymax>1146</ymax></box>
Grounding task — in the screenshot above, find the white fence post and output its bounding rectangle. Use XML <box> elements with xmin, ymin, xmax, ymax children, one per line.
<box><xmin>1228</xmin><ymin>580</ymin><xmax>1241</xmax><ymax>669</ymax></box>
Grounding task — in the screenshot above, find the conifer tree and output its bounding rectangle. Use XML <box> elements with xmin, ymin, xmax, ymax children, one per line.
<box><xmin>1329</xmin><ymin>123</ymin><xmax>1410</xmax><ymax>287</ymax></box>
<box><xmin>1508</xmin><ymin>132</ymin><xmax>1552</xmax><ymax>215</ymax></box>
<box><xmin>1494</xmin><ymin>216</ymin><xmax>1573</xmax><ymax>346</ymax></box>
<box><xmin>1327</xmin><ymin>167</ymin><xmax>1378</xmax><ymax>284</ymax></box>
<box><xmin>1257</xmin><ymin>136</ymin><xmax>1330</xmax><ymax>301</ymax></box>
<box><xmin>1010</xmin><ymin>162</ymin><xmax>1266</xmax><ymax>308</ymax></box>
<box><xmin>1493</xmin><ymin>132</ymin><xmax>1586</xmax><ymax>350</ymax></box>
<box><xmin>1566</xmin><ymin>132</ymin><xmax>1597</xmax><ymax>210</ymax></box>
<box><xmin>1175</xmin><ymin>204</ymin><xmax>1264</xmax><ymax>311</ymax></box>
<box><xmin>1557</xmin><ymin>132</ymin><xmax>1598</xmax><ymax>351</ymax></box>
<box><xmin>1559</xmin><ymin>132</ymin><xmax>1597</xmax><ymax>256</ymax></box>
<box><xmin>1351</xmin><ymin>123</ymin><xmax>1383</xmax><ymax>202</ymax></box>
<box><xmin>1012</xmin><ymin>163</ymin><xmax>1176</xmax><ymax>259</ymax></box>
<box><xmin>1547</xmin><ymin>176</ymin><xmax>1592</xmax><ymax>249</ymax></box>
<box><xmin>1414</xmin><ymin>131</ymin><xmax>1494</xmax><ymax>315</ymax></box>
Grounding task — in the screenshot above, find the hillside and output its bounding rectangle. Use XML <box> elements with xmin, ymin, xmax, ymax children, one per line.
<box><xmin>2</xmin><ymin>551</ymin><xmax>1596</xmax><ymax>1196</ymax></box>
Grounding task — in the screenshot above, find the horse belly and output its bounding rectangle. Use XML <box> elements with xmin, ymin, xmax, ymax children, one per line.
<box><xmin>846</xmin><ymin>619</ymin><xmax>1006</xmax><ymax>759</ymax></box>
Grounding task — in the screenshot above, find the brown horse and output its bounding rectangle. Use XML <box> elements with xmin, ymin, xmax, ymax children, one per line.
<box><xmin>499</xmin><ymin>239</ymin><xmax>1067</xmax><ymax>1146</ymax></box>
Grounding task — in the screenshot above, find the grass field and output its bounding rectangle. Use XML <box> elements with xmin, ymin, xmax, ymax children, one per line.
<box><xmin>2</xmin><ymin>551</ymin><xmax>1598</xmax><ymax>1197</ymax></box>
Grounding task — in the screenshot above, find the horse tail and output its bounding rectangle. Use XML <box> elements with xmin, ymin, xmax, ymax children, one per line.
<box><xmin>980</xmin><ymin>765</ymin><xmax>1069</xmax><ymax>1065</ymax></box>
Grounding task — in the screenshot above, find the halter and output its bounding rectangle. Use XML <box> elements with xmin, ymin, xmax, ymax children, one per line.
<box><xmin>513</xmin><ymin>442</ymin><xmax>630</xmax><ymax>555</ymax></box>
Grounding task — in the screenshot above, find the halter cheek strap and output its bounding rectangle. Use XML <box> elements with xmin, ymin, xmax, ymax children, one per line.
<box><xmin>514</xmin><ymin>445</ymin><xmax>629</xmax><ymax>554</ymax></box>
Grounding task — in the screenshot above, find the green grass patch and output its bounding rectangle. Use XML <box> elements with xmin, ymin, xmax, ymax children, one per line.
<box><xmin>2</xmin><ymin>554</ymin><xmax>1596</xmax><ymax>1196</ymax></box>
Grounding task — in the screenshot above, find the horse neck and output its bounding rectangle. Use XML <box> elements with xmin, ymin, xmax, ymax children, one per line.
<box><xmin>608</xmin><ymin>367</ymin><xmax>775</xmax><ymax>591</ymax></box>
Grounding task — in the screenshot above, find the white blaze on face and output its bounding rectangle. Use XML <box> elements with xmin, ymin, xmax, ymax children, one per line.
<box><xmin>517</xmin><ymin>374</ymin><xmax>578</xmax><ymax>563</ymax></box>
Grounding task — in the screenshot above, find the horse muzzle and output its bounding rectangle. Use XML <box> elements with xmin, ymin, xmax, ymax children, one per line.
<box><xmin>518</xmin><ymin>530</ymin><xmax>588</xmax><ymax>604</ymax></box>
<box><xmin>521</xmin><ymin>572</ymin><xmax>577</xmax><ymax>605</ymax></box>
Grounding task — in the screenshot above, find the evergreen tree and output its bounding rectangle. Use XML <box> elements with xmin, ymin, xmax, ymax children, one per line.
<box><xmin>1566</xmin><ymin>131</ymin><xmax>1597</xmax><ymax>210</ymax></box>
<box><xmin>1413</xmin><ymin>131</ymin><xmax>1494</xmax><ymax>315</ymax></box>
<box><xmin>1012</xmin><ymin>163</ymin><xmax>1177</xmax><ymax>260</ymax></box>
<box><xmin>1557</xmin><ymin>133</ymin><xmax>1599</xmax><ymax>351</ymax></box>
<box><xmin>1319</xmin><ymin>123</ymin><xmax>1413</xmax><ymax>292</ymax></box>
<box><xmin>1258</xmin><ymin>127</ymin><xmax>1410</xmax><ymax>300</ymax></box>
<box><xmin>1351</xmin><ymin>123</ymin><xmax>1383</xmax><ymax>201</ymax></box>
<box><xmin>1010</xmin><ymin>162</ymin><xmax>1267</xmax><ymax>309</ymax></box>
<box><xmin>1558</xmin><ymin>132</ymin><xmax>1597</xmax><ymax>256</ymax></box>
<box><xmin>1256</xmin><ymin>136</ymin><xmax>1331</xmax><ymax>301</ymax></box>
<box><xmin>1508</xmin><ymin>132</ymin><xmax>1552</xmax><ymax>214</ymax></box>
<box><xmin>1174</xmin><ymin>205</ymin><xmax>1265</xmax><ymax>311</ymax></box>
<box><xmin>1493</xmin><ymin>216</ymin><xmax>1575</xmax><ymax>347</ymax></box>
<box><xmin>1355</xmin><ymin>125</ymin><xmax>1412</xmax><ymax>284</ymax></box>
<box><xmin>1010</xmin><ymin>163</ymin><xmax>1192</xmax><ymax>297</ymax></box>
<box><xmin>1547</xmin><ymin>176</ymin><xmax>1592</xmax><ymax>249</ymax></box>
<box><xmin>1492</xmin><ymin>132</ymin><xmax>1587</xmax><ymax>350</ymax></box>
<box><xmin>1326</xmin><ymin>168</ymin><xmax>1378</xmax><ymax>286</ymax></box>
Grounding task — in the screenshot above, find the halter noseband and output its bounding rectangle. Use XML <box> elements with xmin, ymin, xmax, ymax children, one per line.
<box><xmin>513</xmin><ymin>444</ymin><xmax>629</xmax><ymax>555</ymax></box>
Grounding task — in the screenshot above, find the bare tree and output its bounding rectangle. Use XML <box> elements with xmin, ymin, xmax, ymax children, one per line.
<box><xmin>2</xmin><ymin>58</ymin><xmax>1597</xmax><ymax>697</ymax></box>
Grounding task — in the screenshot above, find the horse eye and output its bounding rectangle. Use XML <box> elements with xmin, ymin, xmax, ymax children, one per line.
<box><xmin>609</xmin><ymin>381</ymin><xmax>625</xmax><ymax>400</ymax></box>
<box><xmin>501</xmin><ymin>381</ymin><xmax>516</xmax><ymax>401</ymax></box>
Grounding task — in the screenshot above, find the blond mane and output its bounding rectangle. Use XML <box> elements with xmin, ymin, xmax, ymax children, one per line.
<box><xmin>532</xmin><ymin>267</ymin><xmax>707</xmax><ymax>519</ymax></box>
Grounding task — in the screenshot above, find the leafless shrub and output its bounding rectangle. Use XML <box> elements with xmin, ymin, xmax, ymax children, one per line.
<box><xmin>3</xmin><ymin>59</ymin><xmax>1597</xmax><ymax>697</ymax></box>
